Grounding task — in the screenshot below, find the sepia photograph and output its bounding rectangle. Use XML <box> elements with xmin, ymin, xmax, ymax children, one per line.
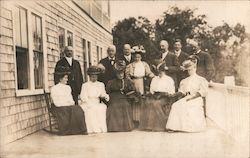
<box><xmin>0</xmin><ymin>0</ymin><xmax>249</xmax><ymax>157</ymax></box>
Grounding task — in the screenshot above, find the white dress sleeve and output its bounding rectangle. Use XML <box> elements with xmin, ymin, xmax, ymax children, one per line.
<box><xmin>198</xmin><ymin>78</ymin><xmax>208</xmax><ymax>97</ymax></box>
<box><xmin>80</xmin><ymin>83</ymin><xmax>89</xmax><ymax>103</ymax></box>
<box><xmin>100</xmin><ymin>82</ymin><xmax>110</xmax><ymax>101</ymax></box>
<box><xmin>168</xmin><ymin>78</ymin><xmax>175</xmax><ymax>94</ymax></box>
<box><xmin>178</xmin><ymin>79</ymin><xmax>186</xmax><ymax>94</ymax></box>
<box><xmin>150</xmin><ymin>77</ymin><xmax>157</xmax><ymax>94</ymax></box>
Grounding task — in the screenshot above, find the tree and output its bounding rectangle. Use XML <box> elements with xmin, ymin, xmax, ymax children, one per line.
<box><xmin>155</xmin><ymin>6</ymin><xmax>210</xmax><ymax>51</ymax></box>
<box><xmin>112</xmin><ymin>6</ymin><xmax>249</xmax><ymax>86</ymax></box>
<box><xmin>112</xmin><ymin>16</ymin><xmax>157</xmax><ymax>59</ymax></box>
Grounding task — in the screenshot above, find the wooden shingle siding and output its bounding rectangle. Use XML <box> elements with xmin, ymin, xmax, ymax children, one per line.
<box><xmin>0</xmin><ymin>1</ymin><xmax>112</xmax><ymax>144</ymax></box>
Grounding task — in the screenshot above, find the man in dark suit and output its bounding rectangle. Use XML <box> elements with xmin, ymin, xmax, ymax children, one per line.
<box><xmin>173</xmin><ymin>39</ymin><xmax>189</xmax><ymax>89</ymax></box>
<box><xmin>190</xmin><ymin>40</ymin><xmax>215</xmax><ymax>81</ymax></box>
<box><xmin>119</xmin><ymin>44</ymin><xmax>134</xmax><ymax>65</ymax></box>
<box><xmin>160</xmin><ymin>40</ymin><xmax>179</xmax><ymax>91</ymax></box>
<box><xmin>98</xmin><ymin>45</ymin><xmax>117</xmax><ymax>86</ymax></box>
<box><xmin>54</xmin><ymin>46</ymin><xmax>83</xmax><ymax>105</ymax></box>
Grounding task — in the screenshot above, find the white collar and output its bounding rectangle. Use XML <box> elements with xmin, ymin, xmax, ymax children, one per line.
<box><xmin>174</xmin><ymin>50</ymin><xmax>181</xmax><ymax>56</ymax></box>
<box><xmin>65</xmin><ymin>57</ymin><xmax>73</xmax><ymax>65</ymax></box>
<box><xmin>162</xmin><ymin>51</ymin><xmax>169</xmax><ymax>59</ymax></box>
<box><xmin>108</xmin><ymin>56</ymin><xmax>115</xmax><ymax>60</ymax></box>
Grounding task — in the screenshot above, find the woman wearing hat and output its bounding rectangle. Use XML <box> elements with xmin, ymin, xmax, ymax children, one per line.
<box><xmin>106</xmin><ymin>60</ymin><xmax>138</xmax><ymax>132</ymax></box>
<box><xmin>79</xmin><ymin>66</ymin><xmax>109</xmax><ymax>134</ymax></box>
<box><xmin>139</xmin><ymin>61</ymin><xmax>175</xmax><ymax>131</ymax></box>
<box><xmin>51</xmin><ymin>66</ymin><xmax>87</xmax><ymax>135</ymax></box>
<box><xmin>125</xmin><ymin>45</ymin><xmax>155</xmax><ymax>127</ymax></box>
<box><xmin>166</xmin><ymin>55</ymin><xmax>208</xmax><ymax>132</ymax></box>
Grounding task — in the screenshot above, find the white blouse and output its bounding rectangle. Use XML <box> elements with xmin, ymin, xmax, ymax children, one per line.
<box><xmin>150</xmin><ymin>75</ymin><xmax>175</xmax><ymax>94</ymax></box>
<box><xmin>134</xmin><ymin>61</ymin><xmax>146</xmax><ymax>77</ymax></box>
<box><xmin>179</xmin><ymin>74</ymin><xmax>208</xmax><ymax>97</ymax></box>
<box><xmin>51</xmin><ymin>83</ymin><xmax>75</xmax><ymax>107</ymax></box>
<box><xmin>80</xmin><ymin>81</ymin><xmax>109</xmax><ymax>104</ymax></box>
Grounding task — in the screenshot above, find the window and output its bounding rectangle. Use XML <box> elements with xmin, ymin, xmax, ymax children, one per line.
<box><xmin>82</xmin><ymin>39</ymin><xmax>88</xmax><ymax>81</ymax></box>
<box><xmin>13</xmin><ymin>5</ymin><xmax>47</xmax><ymax>96</ymax></box>
<box><xmin>100</xmin><ymin>47</ymin><xmax>103</xmax><ymax>59</ymax></box>
<box><xmin>58</xmin><ymin>27</ymin><xmax>74</xmax><ymax>58</ymax></box>
<box><xmin>87</xmin><ymin>41</ymin><xmax>92</xmax><ymax>66</ymax></box>
<box><xmin>14</xmin><ymin>7</ymin><xmax>29</xmax><ymax>89</ymax></box>
<box><xmin>96</xmin><ymin>46</ymin><xmax>99</xmax><ymax>62</ymax></box>
<box><xmin>32</xmin><ymin>14</ymin><xmax>44</xmax><ymax>89</ymax></box>
<box><xmin>58</xmin><ymin>27</ymin><xmax>65</xmax><ymax>58</ymax></box>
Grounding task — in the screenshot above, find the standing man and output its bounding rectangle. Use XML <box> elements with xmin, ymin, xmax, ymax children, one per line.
<box><xmin>98</xmin><ymin>45</ymin><xmax>117</xmax><ymax>86</ymax></box>
<box><xmin>173</xmin><ymin>39</ymin><xmax>189</xmax><ymax>89</ymax></box>
<box><xmin>189</xmin><ymin>40</ymin><xmax>215</xmax><ymax>81</ymax></box>
<box><xmin>159</xmin><ymin>40</ymin><xmax>179</xmax><ymax>91</ymax></box>
<box><xmin>54</xmin><ymin>46</ymin><xmax>83</xmax><ymax>105</ymax></box>
<box><xmin>119</xmin><ymin>44</ymin><xmax>134</xmax><ymax>65</ymax></box>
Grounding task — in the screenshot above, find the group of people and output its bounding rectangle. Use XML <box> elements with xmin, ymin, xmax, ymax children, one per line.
<box><xmin>51</xmin><ymin>38</ymin><xmax>215</xmax><ymax>135</ymax></box>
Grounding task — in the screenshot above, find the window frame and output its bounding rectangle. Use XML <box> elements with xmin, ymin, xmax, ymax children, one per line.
<box><xmin>57</xmin><ymin>25</ymin><xmax>76</xmax><ymax>59</ymax></box>
<box><xmin>12</xmin><ymin>4</ymin><xmax>48</xmax><ymax>97</ymax></box>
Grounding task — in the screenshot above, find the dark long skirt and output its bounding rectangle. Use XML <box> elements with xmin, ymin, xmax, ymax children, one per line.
<box><xmin>139</xmin><ymin>95</ymin><xmax>172</xmax><ymax>131</ymax></box>
<box><xmin>106</xmin><ymin>93</ymin><xmax>134</xmax><ymax>132</ymax></box>
<box><xmin>53</xmin><ymin>105</ymin><xmax>87</xmax><ymax>135</ymax></box>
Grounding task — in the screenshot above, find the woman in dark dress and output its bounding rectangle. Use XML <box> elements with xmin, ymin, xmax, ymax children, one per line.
<box><xmin>51</xmin><ymin>66</ymin><xmax>87</xmax><ymax>135</ymax></box>
<box><xmin>106</xmin><ymin>60</ymin><xmax>139</xmax><ymax>132</ymax></box>
<box><xmin>139</xmin><ymin>62</ymin><xmax>175</xmax><ymax>131</ymax></box>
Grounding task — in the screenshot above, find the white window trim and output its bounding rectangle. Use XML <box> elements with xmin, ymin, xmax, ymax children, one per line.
<box><xmin>12</xmin><ymin>4</ymin><xmax>48</xmax><ymax>97</ymax></box>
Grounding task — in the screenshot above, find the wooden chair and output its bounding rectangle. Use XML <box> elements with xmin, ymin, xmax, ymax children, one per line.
<box><xmin>43</xmin><ymin>90</ymin><xmax>58</xmax><ymax>133</ymax></box>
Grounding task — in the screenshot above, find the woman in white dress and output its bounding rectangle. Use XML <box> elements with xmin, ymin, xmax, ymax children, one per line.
<box><xmin>166</xmin><ymin>55</ymin><xmax>208</xmax><ymax>132</ymax></box>
<box><xmin>80</xmin><ymin>66</ymin><xmax>109</xmax><ymax>134</ymax></box>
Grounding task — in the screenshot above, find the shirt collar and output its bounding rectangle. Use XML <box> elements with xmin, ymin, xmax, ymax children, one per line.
<box><xmin>108</xmin><ymin>56</ymin><xmax>115</xmax><ymax>60</ymax></box>
<box><xmin>174</xmin><ymin>50</ymin><xmax>181</xmax><ymax>57</ymax></box>
<box><xmin>65</xmin><ymin>57</ymin><xmax>73</xmax><ymax>65</ymax></box>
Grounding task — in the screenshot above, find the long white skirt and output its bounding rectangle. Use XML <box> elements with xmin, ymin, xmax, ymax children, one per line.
<box><xmin>166</xmin><ymin>97</ymin><xmax>206</xmax><ymax>132</ymax></box>
<box><xmin>80</xmin><ymin>102</ymin><xmax>107</xmax><ymax>133</ymax></box>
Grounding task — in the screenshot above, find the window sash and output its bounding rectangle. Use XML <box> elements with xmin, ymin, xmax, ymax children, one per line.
<box><xmin>13</xmin><ymin>5</ymin><xmax>47</xmax><ymax>95</ymax></box>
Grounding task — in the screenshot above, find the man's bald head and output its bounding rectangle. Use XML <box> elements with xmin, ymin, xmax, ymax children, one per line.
<box><xmin>107</xmin><ymin>45</ymin><xmax>116</xmax><ymax>58</ymax></box>
<box><xmin>160</xmin><ymin>40</ymin><xmax>169</xmax><ymax>53</ymax></box>
<box><xmin>64</xmin><ymin>46</ymin><xmax>74</xmax><ymax>57</ymax></box>
<box><xmin>123</xmin><ymin>44</ymin><xmax>131</xmax><ymax>56</ymax></box>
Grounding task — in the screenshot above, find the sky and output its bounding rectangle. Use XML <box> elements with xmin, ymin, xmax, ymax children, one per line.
<box><xmin>110</xmin><ymin>1</ymin><xmax>250</xmax><ymax>33</ymax></box>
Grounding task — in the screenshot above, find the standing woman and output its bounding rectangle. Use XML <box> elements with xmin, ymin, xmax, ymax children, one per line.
<box><xmin>126</xmin><ymin>46</ymin><xmax>155</xmax><ymax>127</ymax></box>
<box><xmin>166</xmin><ymin>55</ymin><xmax>208</xmax><ymax>132</ymax></box>
<box><xmin>106</xmin><ymin>60</ymin><xmax>138</xmax><ymax>132</ymax></box>
<box><xmin>139</xmin><ymin>62</ymin><xmax>175</xmax><ymax>131</ymax></box>
<box><xmin>80</xmin><ymin>66</ymin><xmax>109</xmax><ymax>134</ymax></box>
<box><xmin>51</xmin><ymin>66</ymin><xmax>87</xmax><ymax>135</ymax></box>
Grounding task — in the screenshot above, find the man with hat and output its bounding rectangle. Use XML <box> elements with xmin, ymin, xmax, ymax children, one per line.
<box><xmin>98</xmin><ymin>45</ymin><xmax>117</xmax><ymax>86</ymax></box>
<box><xmin>119</xmin><ymin>44</ymin><xmax>135</xmax><ymax>65</ymax></box>
<box><xmin>187</xmin><ymin>39</ymin><xmax>215</xmax><ymax>81</ymax></box>
<box><xmin>54</xmin><ymin>46</ymin><xmax>83</xmax><ymax>105</ymax></box>
<box><xmin>159</xmin><ymin>40</ymin><xmax>179</xmax><ymax>91</ymax></box>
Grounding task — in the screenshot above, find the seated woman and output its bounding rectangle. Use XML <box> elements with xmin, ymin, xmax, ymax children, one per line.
<box><xmin>166</xmin><ymin>55</ymin><xmax>208</xmax><ymax>132</ymax></box>
<box><xmin>106</xmin><ymin>60</ymin><xmax>138</xmax><ymax>132</ymax></box>
<box><xmin>80</xmin><ymin>66</ymin><xmax>109</xmax><ymax>134</ymax></box>
<box><xmin>139</xmin><ymin>62</ymin><xmax>175</xmax><ymax>131</ymax></box>
<box><xmin>126</xmin><ymin>45</ymin><xmax>155</xmax><ymax>127</ymax></box>
<box><xmin>51</xmin><ymin>66</ymin><xmax>87</xmax><ymax>135</ymax></box>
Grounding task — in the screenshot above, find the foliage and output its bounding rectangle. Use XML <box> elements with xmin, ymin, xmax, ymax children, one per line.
<box><xmin>112</xmin><ymin>6</ymin><xmax>249</xmax><ymax>86</ymax></box>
